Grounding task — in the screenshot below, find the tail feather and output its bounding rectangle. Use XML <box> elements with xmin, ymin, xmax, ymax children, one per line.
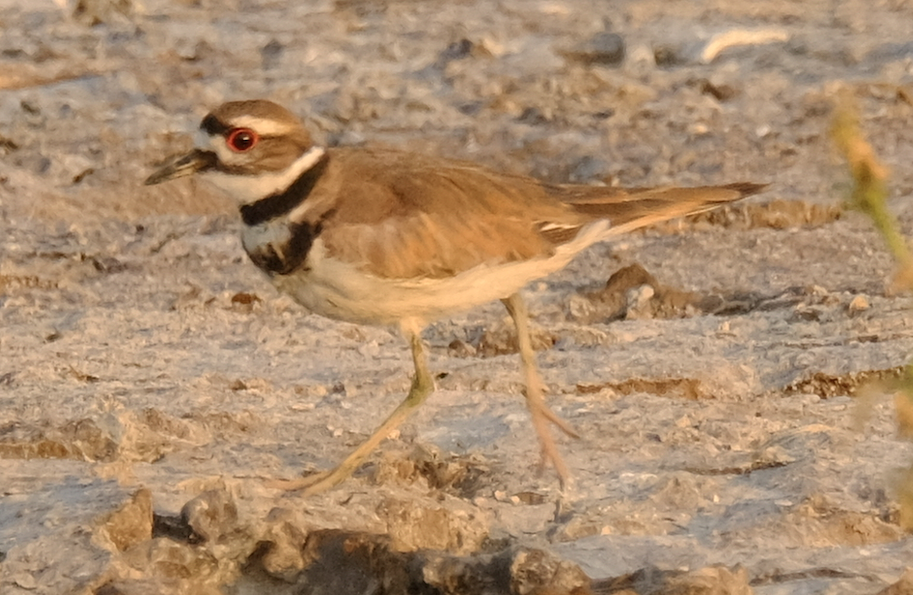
<box><xmin>551</xmin><ymin>182</ymin><xmax>767</xmax><ymax>234</ymax></box>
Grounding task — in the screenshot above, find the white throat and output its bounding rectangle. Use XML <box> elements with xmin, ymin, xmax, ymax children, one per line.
<box><xmin>202</xmin><ymin>145</ymin><xmax>326</xmax><ymax>205</ymax></box>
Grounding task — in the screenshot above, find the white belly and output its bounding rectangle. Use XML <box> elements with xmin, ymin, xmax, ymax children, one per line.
<box><xmin>269</xmin><ymin>220</ymin><xmax>612</xmax><ymax>326</ymax></box>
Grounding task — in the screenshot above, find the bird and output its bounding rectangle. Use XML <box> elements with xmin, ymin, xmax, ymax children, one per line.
<box><xmin>144</xmin><ymin>99</ymin><xmax>765</xmax><ymax>494</ymax></box>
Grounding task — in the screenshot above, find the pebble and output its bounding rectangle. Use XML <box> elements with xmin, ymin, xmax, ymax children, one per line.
<box><xmin>848</xmin><ymin>294</ymin><xmax>870</xmax><ymax>315</ymax></box>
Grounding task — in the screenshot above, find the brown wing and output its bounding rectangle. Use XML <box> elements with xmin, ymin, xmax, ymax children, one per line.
<box><xmin>318</xmin><ymin>148</ymin><xmax>588</xmax><ymax>279</ymax></box>
<box><xmin>317</xmin><ymin>147</ymin><xmax>766</xmax><ymax>279</ymax></box>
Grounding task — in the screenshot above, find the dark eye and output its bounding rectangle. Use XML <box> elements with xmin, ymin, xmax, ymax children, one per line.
<box><xmin>227</xmin><ymin>128</ymin><xmax>258</xmax><ymax>152</ymax></box>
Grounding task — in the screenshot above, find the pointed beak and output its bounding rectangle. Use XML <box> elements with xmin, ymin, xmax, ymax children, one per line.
<box><xmin>144</xmin><ymin>149</ymin><xmax>217</xmax><ymax>185</ymax></box>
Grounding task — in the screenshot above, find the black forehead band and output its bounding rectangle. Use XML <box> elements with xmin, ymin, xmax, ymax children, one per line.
<box><xmin>201</xmin><ymin>114</ymin><xmax>230</xmax><ymax>136</ymax></box>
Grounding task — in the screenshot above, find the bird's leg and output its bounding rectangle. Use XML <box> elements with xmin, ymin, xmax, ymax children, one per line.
<box><xmin>266</xmin><ymin>325</ymin><xmax>434</xmax><ymax>494</ymax></box>
<box><xmin>502</xmin><ymin>292</ymin><xmax>578</xmax><ymax>489</ymax></box>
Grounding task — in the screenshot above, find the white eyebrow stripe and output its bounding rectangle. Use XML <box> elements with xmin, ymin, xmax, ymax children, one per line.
<box><xmin>229</xmin><ymin>116</ymin><xmax>295</xmax><ymax>136</ymax></box>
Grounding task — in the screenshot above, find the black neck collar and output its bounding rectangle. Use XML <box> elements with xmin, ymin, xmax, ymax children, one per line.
<box><xmin>239</xmin><ymin>152</ymin><xmax>329</xmax><ymax>226</ymax></box>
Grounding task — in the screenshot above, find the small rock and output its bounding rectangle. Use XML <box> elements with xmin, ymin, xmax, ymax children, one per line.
<box><xmin>70</xmin><ymin>0</ymin><xmax>134</xmax><ymax>25</ymax></box>
<box><xmin>598</xmin><ymin>564</ymin><xmax>752</xmax><ymax>595</ymax></box>
<box><xmin>563</xmin><ymin>32</ymin><xmax>626</xmax><ymax>66</ymax></box>
<box><xmin>625</xmin><ymin>284</ymin><xmax>655</xmax><ymax>319</ymax></box>
<box><xmin>13</xmin><ymin>572</ymin><xmax>39</xmax><ymax>590</ymax></box>
<box><xmin>448</xmin><ymin>339</ymin><xmax>477</xmax><ymax>358</ymax></box>
<box><xmin>100</xmin><ymin>488</ymin><xmax>153</xmax><ymax>552</ymax></box>
<box><xmin>259</xmin><ymin>508</ymin><xmax>309</xmax><ymax>582</ymax></box>
<box><xmin>517</xmin><ymin>106</ymin><xmax>551</xmax><ymax>124</ymax></box>
<box><xmin>848</xmin><ymin>294</ymin><xmax>870</xmax><ymax>316</ymax></box>
<box><xmin>91</xmin><ymin>256</ymin><xmax>127</xmax><ymax>274</ymax></box>
<box><xmin>510</xmin><ymin>548</ymin><xmax>592</xmax><ymax>595</ymax></box>
<box><xmin>439</xmin><ymin>38</ymin><xmax>476</xmax><ymax>63</ymax></box>
<box><xmin>261</xmin><ymin>39</ymin><xmax>284</xmax><ymax>69</ymax></box>
<box><xmin>877</xmin><ymin>568</ymin><xmax>913</xmax><ymax>594</ymax></box>
<box><xmin>699</xmin><ymin>78</ymin><xmax>739</xmax><ymax>101</ymax></box>
<box><xmin>152</xmin><ymin>511</ymin><xmax>198</xmax><ymax>544</ymax></box>
<box><xmin>378</xmin><ymin>497</ymin><xmax>489</xmax><ymax>555</ymax></box>
<box><xmin>181</xmin><ymin>488</ymin><xmax>239</xmax><ymax>543</ymax></box>
<box><xmin>120</xmin><ymin>537</ymin><xmax>220</xmax><ymax>582</ymax></box>
<box><xmin>653</xmin><ymin>44</ymin><xmax>684</xmax><ymax>66</ymax></box>
<box><xmin>551</xmin><ymin>514</ymin><xmax>602</xmax><ymax>541</ymax></box>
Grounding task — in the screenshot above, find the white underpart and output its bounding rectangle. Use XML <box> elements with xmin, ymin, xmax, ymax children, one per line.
<box><xmin>241</xmin><ymin>220</ymin><xmax>294</xmax><ymax>257</ymax></box>
<box><xmin>271</xmin><ymin>219</ymin><xmax>615</xmax><ymax>326</ymax></box>
<box><xmin>201</xmin><ymin>144</ymin><xmax>326</xmax><ymax>205</ymax></box>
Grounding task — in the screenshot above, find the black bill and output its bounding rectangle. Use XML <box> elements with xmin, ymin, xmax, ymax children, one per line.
<box><xmin>144</xmin><ymin>149</ymin><xmax>217</xmax><ymax>185</ymax></box>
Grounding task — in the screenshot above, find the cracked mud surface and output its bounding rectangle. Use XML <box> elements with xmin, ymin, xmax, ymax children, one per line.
<box><xmin>3</xmin><ymin>0</ymin><xmax>913</xmax><ymax>594</ymax></box>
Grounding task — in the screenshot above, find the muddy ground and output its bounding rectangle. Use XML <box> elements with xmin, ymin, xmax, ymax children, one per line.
<box><xmin>3</xmin><ymin>0</ymin><xmax>913</xmax><ymax>594</ymax></box>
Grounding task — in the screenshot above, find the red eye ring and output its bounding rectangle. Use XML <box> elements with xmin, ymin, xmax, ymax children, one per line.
<box><xmin>226</xmin><ymin>128</ymin><xmax>259</xmax><ymax>152</ymax></box>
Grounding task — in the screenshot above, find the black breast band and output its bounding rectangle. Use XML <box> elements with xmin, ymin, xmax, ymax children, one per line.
<box><xmin>239</xmin><ymin>153</ymin><xmax>329</xmax><ymax>226</ymax></box>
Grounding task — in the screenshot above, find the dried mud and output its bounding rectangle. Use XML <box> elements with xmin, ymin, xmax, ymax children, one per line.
<box><xmin>3</xmin><ymin>0</ymin><xmax>913</xmax><ymax>594</ymax></box>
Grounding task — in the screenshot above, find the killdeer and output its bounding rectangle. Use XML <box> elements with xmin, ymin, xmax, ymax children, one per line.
<box><xmin>145</xmin><ymin>99</ymin><xmax>765</xmax><ymax>494</ymax></box>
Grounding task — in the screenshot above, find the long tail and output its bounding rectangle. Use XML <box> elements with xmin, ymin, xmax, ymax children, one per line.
<box><xmin>550</xmin><ymin>182</ymin><xmax>767</xmax><ymax>235</ymax></box>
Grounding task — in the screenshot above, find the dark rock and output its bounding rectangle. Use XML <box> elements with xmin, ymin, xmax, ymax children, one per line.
<box><xmin>654</xmin><ymin>44</ymin><xmax>684</xmax><ymax>66</ymax></box>
<box><xmin>698</xmin><ymin>79</ymin><xmax>739</xmax><ymax>102</ymax></box>
<box><xmin>564</xmin><ymin>32</ymin><xmax>626</xmax><ymax>66</ymax></box>
<box><xmin>441</xmin><ymin>38</ymin><xmax>475</xmax><ymax>62</ymax></box>
<box><xmin>261</xmin><ymin>38</ymin><xmax>284</xmax><ymax>69</ymax></box>
<box><xmin>91</xmin><ymin>256</ymin><xmax>128</xmax><ymax>273</ymax></box>
<box><xmin>237</xmin><ymin>529</ymin><xmax>592</xmax><ymax>595</ymax></box>
<box><xmin>152</xmin><ymin>511</ymin><xmax>201</xmax><ymax>544</ymax></box>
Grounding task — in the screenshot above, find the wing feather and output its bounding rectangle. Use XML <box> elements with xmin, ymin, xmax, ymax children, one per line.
<box><xmin>319</xmin><ymin>148</ymin><xmax>584</xmax><ymax>278</ymax></box>
<box><xmin>315</xmin><ymin>147</ymin><xmax>765</xmax><ymax>279</ymax></box>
